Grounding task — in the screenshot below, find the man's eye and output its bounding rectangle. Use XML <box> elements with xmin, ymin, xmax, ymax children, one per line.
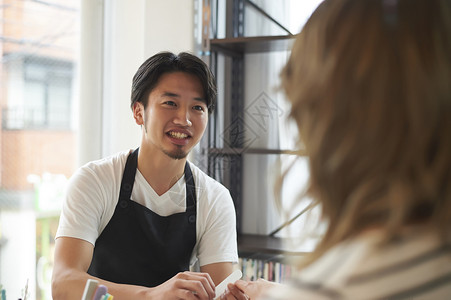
<box><xmin>164</xmin><ymin>101</ymin><xmax>176</xmax><ymax>106</ymax></box>
<box><xmin>193</xmin><ymin>105</ymin><xmax>205</xmax><ymax>111</ymax></box>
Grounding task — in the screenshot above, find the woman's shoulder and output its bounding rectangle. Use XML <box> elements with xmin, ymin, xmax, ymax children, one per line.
<box><xmin>283</xmin><ymin>230</ymin><xmax>450</xmax><ymax>299</ymax></box>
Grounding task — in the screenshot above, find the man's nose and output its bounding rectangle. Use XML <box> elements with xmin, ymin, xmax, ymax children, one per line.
<box><xmin>173</xmin><ymin>108</ymin><xmax>192</xmax><ymax>126</ymax></box>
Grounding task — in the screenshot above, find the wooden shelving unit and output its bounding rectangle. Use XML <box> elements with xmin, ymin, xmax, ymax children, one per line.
<box><xmin>210</xmin><ymin>35</ymin><xmax>295</xmax><ymax>54</ymax></box>
<box><xmin>208</xmin><ymin>147</ymin><xmax>302</xmax><ymax>156</ymax></box>
<box><xmin>200</xmin><ymin>0</ymin><xmax>307</xmax><ymax>266</ymax></box>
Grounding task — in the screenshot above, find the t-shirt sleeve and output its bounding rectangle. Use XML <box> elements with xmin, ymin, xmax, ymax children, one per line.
<box><xmin>55</xmin><ymin>165</ymin><xmax>108</xmax><ymax>246</ymax></box>
<box><xmin>196</xmin><ymin>186</ymin><xmax>238</xmax><ymax>266</ymax></box>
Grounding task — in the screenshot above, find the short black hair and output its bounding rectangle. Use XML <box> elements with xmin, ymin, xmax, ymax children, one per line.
<box><xmin>130</xmin><ymin>51</ymin><xmax>217</xmax><ymax>114</ymax></box>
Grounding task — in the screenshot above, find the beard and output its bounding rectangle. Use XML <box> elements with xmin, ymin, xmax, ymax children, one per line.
<box><xmin>162</xmin><ymin>146</ymin><xmax>188</xmax><ymax>160</ymax></box>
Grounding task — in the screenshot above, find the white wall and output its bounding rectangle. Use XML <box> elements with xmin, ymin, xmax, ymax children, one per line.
<box><xmin>101</xmin><ymin>0</ymin><xmax>146</xmax><ymax>159</ymax></box>
<box><xmin>144</xmin><ymin>0</ymin><xmax>195</xmax><ymax>56</ymax></box>
<box><xmin>78</xmin><ymin>0</ymin><xmax>195</xmax><ymax>165</ymax></box>
<box><xmin>78</xmin><ymin>0</ymin><xmax>104</xmax><ymax>165</ymax></box>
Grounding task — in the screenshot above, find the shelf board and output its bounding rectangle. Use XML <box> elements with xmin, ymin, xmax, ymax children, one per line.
<box><xmin>208</xmin><ymin>147</ymin><xmax>304</xmax><ymax>156</ymax></box>
<box><xmin>210</xmin><ymin>35</ymin><xmax>296</xmax><ymax>54</ymax></box>
<box><xmin>238</xmin><ymin>234</ymin><xmax>307</xmax><ymax>256</ymax></box>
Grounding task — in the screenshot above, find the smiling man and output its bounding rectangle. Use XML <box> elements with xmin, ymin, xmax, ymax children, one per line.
<box><xmin>52</xmin><ymin>52</ymin><xmax>238</xmax><ymax>300</ymax></box>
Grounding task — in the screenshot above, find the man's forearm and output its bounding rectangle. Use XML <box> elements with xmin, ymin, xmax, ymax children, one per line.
<box><xmin>51</xmin><ymin>268</ymin><xmax>150</xmax><ymax>300</ymax></box>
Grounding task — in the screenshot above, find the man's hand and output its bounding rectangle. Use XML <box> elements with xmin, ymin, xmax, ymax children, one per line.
<box><xmin>219</xmin><ymin>279</ymin><xmax>280</xmax><ymax>300</ymax></box>
<box><xmin>148</xmin><ymin>271</ymin><xmax>216</xmax><ymax>300</ymax></box>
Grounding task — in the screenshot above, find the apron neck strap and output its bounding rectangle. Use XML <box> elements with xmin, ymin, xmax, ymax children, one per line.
<box><xmin>119</xmin><ymin>148</ymin><xmax>196</xmax><ymax>208</ymax></box>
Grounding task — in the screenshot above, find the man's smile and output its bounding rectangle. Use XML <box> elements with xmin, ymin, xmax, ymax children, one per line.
<box><xmin>167</xmin><ymin>130</ymin><xmax>190</xmax><ymax>139</ymax></box>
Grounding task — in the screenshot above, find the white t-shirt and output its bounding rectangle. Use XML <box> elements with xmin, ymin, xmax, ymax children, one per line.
<box><xmin>263</xmin><ymin>229</ymin><xmax>451</xmax><ymax>299</ymax></box>
<box><xmin>56</xmin><ymin>149</ymin><xmax>238</xmax><ymax>267</ymax></box>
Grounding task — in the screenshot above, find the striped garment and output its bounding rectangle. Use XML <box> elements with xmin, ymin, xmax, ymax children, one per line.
<box><xmin>263</xmin><ymin>229</ymin><xmax>451</xmax><ymax>299</ymax></box>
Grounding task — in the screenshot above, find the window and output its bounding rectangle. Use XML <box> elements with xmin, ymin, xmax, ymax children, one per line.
<box><xmin>0</xmin><ymin>0</ymin><xmax>80</xmax><ymax>298</ymax></box>
<box><xmin>2</xmin><ymin>58</ymin><xmax>73</xmax><ymax>130</ymax></box>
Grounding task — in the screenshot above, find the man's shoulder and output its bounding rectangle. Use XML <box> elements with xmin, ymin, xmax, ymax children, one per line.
<box><xmin>82</xmin><ymin>149</ymin><xmax>130</xmax><ymax>171</ymax></box>
<box><xmin>72</xmin><ymin>149</ymin><xmax>131</xmax><ymax>183</ymax></box>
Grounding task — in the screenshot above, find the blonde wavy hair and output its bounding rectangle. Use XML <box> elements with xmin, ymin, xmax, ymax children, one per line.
<box><xmin>280</xmin><ymin>0</ymin><xmax>451</xmax><ymax>266</ymax></box>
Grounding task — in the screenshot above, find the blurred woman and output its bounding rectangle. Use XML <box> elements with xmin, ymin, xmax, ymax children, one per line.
<box><xmin>224</xmin><ymin>0</ymin><xmax>451</xmax><ymax>298</ymax></box>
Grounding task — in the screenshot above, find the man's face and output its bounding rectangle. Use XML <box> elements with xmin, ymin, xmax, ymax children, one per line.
<box><xmin>135</xmin><ymin>71</ymin><xmax>208</xmax><ymax>160</ymax></box>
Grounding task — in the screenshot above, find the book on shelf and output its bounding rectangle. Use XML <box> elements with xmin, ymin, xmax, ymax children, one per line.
<box><xmin>237</xmin><ymin>257</ymin><xmax>298</xmax><ymax>283</ymax></box>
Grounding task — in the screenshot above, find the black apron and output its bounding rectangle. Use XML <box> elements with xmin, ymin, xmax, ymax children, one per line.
<box><xmin>87</xmin><ymin>148</ymin><xmax>197</xmax><ymax>287</ymax></box>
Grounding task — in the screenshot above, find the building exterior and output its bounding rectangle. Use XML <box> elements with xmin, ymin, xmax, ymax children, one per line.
<box><xmin>1</xmin><ymin>0</ymin><xmax>78</xmax><ymax>194</ymax></box>
<box><xmin>0</xmin><ymin>0</ymin><xmax>79</xmax><ymax>298</ymax></box>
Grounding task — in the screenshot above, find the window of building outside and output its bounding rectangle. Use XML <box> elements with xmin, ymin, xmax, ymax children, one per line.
<box><xmin>0</xmin><ymin>0</ymin><xmax>80</xmax><ymax>299</ymax></box>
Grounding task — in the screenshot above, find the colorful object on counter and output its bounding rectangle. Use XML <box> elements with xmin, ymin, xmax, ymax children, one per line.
<box><xmin>81</xmin><ymin>279</ymin><xmax>113</xmax><ymax>300</ymax></box>
<box><xmin>102</xmin><ymin>293</ymin><xmax>113</xmax><ymax>300</ymax></box>
<box><xmin>91</xmin><ymin>285</ymin><xmax>108</xmax><ymax>300</ymax></box>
